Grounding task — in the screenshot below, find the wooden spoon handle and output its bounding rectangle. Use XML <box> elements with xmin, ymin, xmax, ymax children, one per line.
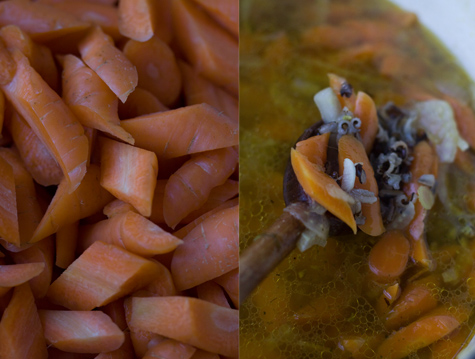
<box><xmin>239</xmin><ymin>203</ymin><xmax>307</xmax><ymax>304</ymax></box>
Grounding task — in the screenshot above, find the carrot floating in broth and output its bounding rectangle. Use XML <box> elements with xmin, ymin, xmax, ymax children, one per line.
<box><xmin>123</xmin><ymin>36</ymin><xmax>182</xmax><ymax>107</ymax></box>
<box><xmin>39</xmin><ymin>310</ymin><xmax>124</xmax><ymax>354</ymax></box>
<box><xmin>353</xmin><ymin>91</ymin><xmax>379</xmax><ymax>154</ymax></box>
<box><xmin>118</xmin><ymin>0</ymin><xmax>156</xmax><ymax>42</ymax></box>
<box><xmin>78</xmin><ymin>26</ymin><xmax>138</xmax><ymax>103</ymax></box>
<box><xmin>0</xmin><ymin>283</ymin><xmax>48</xmax><ymax>359</ymax></box>
<box><xmin>118</xmin><ymin>87</ymin><xmax>168</xmax><ymax>119</ymax></box>
<box><xmin>171</xmin><ymin>0</ymin><xmax>238</xmax><ymax>95</ymax></box>
<box><xmin>61</xmin><ymin>54</ymin><xmax>134</xmax><ymax>145</ymax></box>
<box><xmin>6</xmin><ymin>111</ymin><xmax>63</xmax><ymax>186</ymax></box>
<box><xmin>338</xmin><ymin>134</ymin><xmax>385</xmax><ymax>236</ymax></box>
<box><xmin>31</xmin><ymin>164</ymin><xmax>114</xmax><ymax>242</ymax></box>
<box><xmin>1</xmin><ymin>48</ymin><xmax>89</xmax><ymax>193</ymax></box>
<box><xmin>143</xmin><ymin>338</ymin><xmax>196</xmax><ymax>359</ymax></box>
<box><xmin>295</xmin><ymin>132</ymin><xmax>330</xmax><ymax>167</ymax></box>
<box><xmin>191</xmin><ymin>0</ymin><xmax>239</xmax><ymax>38</ymax></box>
<box><xmin>121</xmin><ymin>103</ymin><xmax>238</xmax><ymax>160</ymax></box>
<box><xmin>328</xmin><ymin>73</ymin><xmax>356</xmax><ymax>112</ymax></box>
<box><xmin>163</xmin><ymin>147</ymin><xmax>237</xmax><ymax>229</ymax></box>
<box><xmin>443</xmin><ymin>94</ymin><xmax>475</xmax><ymax>151</ymax></box>
<box><xmin>47</xmin><ymin>241</ymin><xmax>163</xmax><ymax>311</ymax></box>
<box><xmin>129</xmin><ymin>296</ymin><xmax>239</xmax><ymax>357</ymax></box>
<box><xmin>0</xmin><ymin>154</ymin><xmax>19</xmax><ymax>246</ymax></box>
<box><xmin>171</xmin><ymin>205</ymin><xmax>238</xmax><ymax>291</ymax></box>
<box><xmin>99</xmin><ymin>137</ymin><xmax>158</xmax><ymax>218</ymax></box>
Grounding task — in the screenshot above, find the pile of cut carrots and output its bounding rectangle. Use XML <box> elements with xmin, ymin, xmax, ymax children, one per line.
<box><xmin>0</xmin><ymin>0</ymin><xmax>238</xmax><ymax>358</ymax></box>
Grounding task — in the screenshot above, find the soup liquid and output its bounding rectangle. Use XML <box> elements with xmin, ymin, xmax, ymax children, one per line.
<box><xmin>239</xmin><ymin>0</ymin><xmax>475</xmax><ymax>358</ymax></box>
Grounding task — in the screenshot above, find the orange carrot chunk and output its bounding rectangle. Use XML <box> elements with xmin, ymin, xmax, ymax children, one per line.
<box><xmin>39</xmin><ymin>310</ymin><xmax>124</xmax><ymax>354</ymax></box>
<box><xmin>171</xmin><ymin>205</ymin><xmax>238</xmax><ymax>291</ymax></box>
<box><xmin>47</xmin><ymin>241</ymin><xmax>163</xmax><ymax>310</ymax></box>
<box><xmin>118</xmin><ymin>87</ymin><xmax>168</xmax><ymax>119</ymax></box>
<box><xmin>118</xmin><ymin>0</ymin><xmax>156</xmax><ymax>42</ymax></box>
<box><xmin>61</xmin><ymin>54</ymin><xmax>134</xmax><ymax>145</ymax></box>
<box><xmin>78</xmin><ymin>210</ymin><xmax>182</xmax><ymax>256</ymax></box>
<box><xmin>55</xmin><ymin>221</ymin><xmax>79</xmax><ymax>269</ymax></box>
<box><xmin>295</xmin><ymin>132</ymin><xmax>330</xmax><ymax>167</ymax></box>
<box><xmin>100</xmin><ymin>137</ymin><xmax>158</xmax><ymax>217</ymax></box>
<box><xmin>78</xmin><ymin>26</ymin><xmax>138</xmax><ymax>103</ymax></box>
<box><xmin>121</xmin><ymin>103</ymin><xmax>238</xmax><ymax>160</ymax></box>
<box><xmin>368</xmin><ymin>230</ymin><xmax>410</xmax><ymax>283</ymax></box>
<box><xmin>31</xmin><ymin>164</ymin><xmax>114</xmax><ymax>242</ymax></box>
<box><xmin>1</xmin><ymin>48</ymin><xmax>89</xmax><ymax>193</ymax></box>
<box><xmin>163</xmin><ymin>147</ymin><xmax>237</xmax><ymax>229</ymax></box>
<box><xmin>0</xmin><ymin>262</ymin><xmax>45</xmax><ymax>288</ymax></box>
<box><xmin>191</xmin><ymin>0</ymin><xmax>238</xmax><ymax>38</ymax></box>
<box><xmin>0</xmin><ymin>283</ymin><xmax>48</xmax><ymax>359</ymax></box>
<box><xmin>197</xmin><ymin>281</ymin><xmax>231</xmax><ymax>308</ymax></box>
<box><xmin>214</xmin><ymin>268</ymin><xmax>239</xmax><ymax>309</ymax></box>
<box><xmin>129</xmin><ymin>296</ymin><xmax>238</xmax><ymax>357</ymax></box>
<box><xmin>328</xmin><ymin>73</ymin><xmax>356</xmax><ymax>112</ymax></box>
<box><xmin>0</xmin><ymin>154</ymin><xmax>19</xmax><ymax>246</ymax></box>
<box><xmin>353</xmin><ymin>91</ymin><xmax>379</xmax><ymax>153</ymax></box>
<box><xmin>291</xmin><ymin>147</ymin><xmax>357</xmax><ymax>233</ymax></box>
<box><xmin>143</xmin><ymin>338</ymin><xmax>196</xmax><ymax>359</ymax></box>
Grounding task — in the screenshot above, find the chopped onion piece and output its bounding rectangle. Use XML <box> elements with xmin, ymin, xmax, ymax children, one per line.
<box><xmin>349</xmin><ymin>188</ymin><xmax>377</xmax><ymax>204</ymax></box>
<box><xmin>341</xmin><ymin>158</ymin><xmax>356</xmax><ymax>192</ymax></box>
<box><xmin>314</xmin><ymin>87</ymin><xmax>342</xmax><ymax>123</ymax></box>
<box><xmin>418</xmin><ymin>174</ymin><xmax>436</xmax><ymax>188</ymax></box>
<box><xmin>415</xmin><ymin>100</ymin><xmax>469</xmax><ymax>163</ymax></box>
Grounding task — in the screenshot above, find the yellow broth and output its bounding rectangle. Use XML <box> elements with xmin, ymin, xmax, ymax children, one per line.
<box><xmin>240</xmin><ymin>0</ymin><xmax>475</xmax><ymax>358</ymax></box>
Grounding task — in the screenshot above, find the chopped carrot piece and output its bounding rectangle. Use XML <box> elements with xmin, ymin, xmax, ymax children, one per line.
<box><xmin>163</xmin><ymin>147</ymin><xmax>237</xmax><ymax>228</ymax></box>
<box><xmin>328</xmin><ymin>73</ymin><xmax>356</xmax><ymax>112</ymax></box>
<box><xmin>0</xmin><ymin>1</ymin><xmax>89</xmax><ymax>42</ymax></box>
<box><xmin>31</xmin><ymin>164</ymin><xmax>114</xmax><ymax>242</ymax></box>
<box><xmin>61</xmin><ymin>54</ymin><xmax>134</xmax><ymax>145</ymax></box>
<box><xmin>190</xmin><ymin>350</ymin><xmax>220</xmax><ymax>359</ymax></box>
<box><xmin>377</xmin><ymin>307</ymin><xmax>460</xmax><ymax>359</ymax></box>
<box><xmin>99</xmin><ymin>137</ymin><xmax>158</xmax><ymax>217</ymax></box>
<box><xmin>338</xmin><ymin>134</ymin><xmax>385</xmax><ymax>235</ymax></box>
<box><xmin>295</xmin><ymin>132</ymin><xmax>330</xmax><ymax>168</ymax></box>
<box><xmin>10</xmin><ymin>236</ymin><xmax>55</xmax><ymax>299</ymax></box>
<box><xmin>0</xmin><ymin>154</ymin><xmax>19</xmax><ymax>245</ymax></box>
<box><xmin>118</xmin><ymin>0</ymin><xmax>156</xmax><ymax>42</ymax></box>
<box><xmin>0</xmin><ymin>38</ymin><xmax>16</xmax><ymax>85</ymax></box>
<box><xmin>197</xmin><ymin>281</ymin><xmax>231</xmax><ymax>308</ymax></box>
<box><xmin>55</xmin><ymin>221</ymin><xmax>79</xmax><ymax>269</ymax></box>
<box><xmin>291</xmin><ymin>147</ymin><xmax>357</xmax><ymax>233</ymax></box>
<box><xmin>141</xmin><ymin>261</ymin><xmax>177</xmax><ymax>297</ymax></box>
<box><xmin>191</xmin><ymin>0</ymin><xmax>238</xmax><ymax>38</ymax></box>
<box><xmin>118</xmin><ymin>87</ymin><xmax>168</xmax><ymax>119</ymax></box>
<box><xmin>171</xmin><ymin>205</ymin><xmax>238</xmax><ymax>291</ymax></box>
<box><xmin>0</xmin><ymin>283</ymin><xmax>48</xmax><ymax>359</ymax></box>
<box><xmin>0</xmin><ymin>262</ymin><xmax>45</xmax><ymax>288</ymax></box>
<box><xmin>121</xmin><ymin>103</ymin><xmax>238</xmax><ymax>160</ymax></box>
<box><xmin>6</xmin><ymin>111</ymin><xmax>63</xmax><ymax>186</ymax></box>
<box><xmin>143</xmin><ymin>338</ymin><xmax>196</xmax><ymax>359</ymax></box>
<box><xmin>214</xmin><ymin>267</ymin><xmax>238</xmax><ymax>308</ymax></box>
<box><xmin>429</xmin><ymin>325</ymin><xmax>471</xmax><ymax>359</ymax></box>
<box><xmin>39</xmin><ymin>310</ymin><xmax>124</xmax><ymax>354</ymax></box>
<box><xmin>1</xmin><ymin>48</ymin><xmax>89</xmax><ymax>192</ymax></box>
<box><xmin>354</xmin><ymin>91</ymin><xmax>379</xmax><ymax>153</ymax></box>
<box><xmin>123</xmin><ymin>36</ymin><xmax>182</xmax><ymax>107</ymax></box>
<box><xmin>171</xmin><ymin>0</ymin><xmax>238</xmax><ymax>95</ymax></box>
<box><xmin>178</xmin><ymin>60</ymin><xmax>238</xmax><ymax>123</ymax></box>
<box><xmin>443</xmin><ymin>94</ymin><xmax>475</xmax><ymax>150</ymax></box>
<box><xmin>78</xmin><ymin>211</ymin><xmax>182</xmax><ymax>256</ymax></box>
<box><xmin>47</xmin><ymin>241</ymin><xmax>163</xmax><ymax>310</ymax></box>
<box><xmin>103</xmin><ymin>199</ymin><xmax>139</xmax><ymax>218</ymax></box>
<box><xmin>130</xmin><ymin>296</ymin><xmax>238</xmax><ymax>357</ymax></box>
<box><xmin>78</xmin><ymin>26</ymin><xmax>138</xmax><ymax>103</ymax></box>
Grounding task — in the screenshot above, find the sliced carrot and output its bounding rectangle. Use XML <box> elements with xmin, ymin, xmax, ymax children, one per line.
<box><xmin>118</xmin><ymin>0</ymin><xmax>156</xmax><ymax>42</ymax></box>
<box><xmin>338</xmin><ymin>334</ymin><xmax>385</xmax><ymax>359</ymax></box>
<box><xmin>0</xmin><ymin>1</ymin><xmax>90</xmax><ymax>42</ymax></box>
<box><xmin>10</xmin><ymin>236</ymin><xmax>55</xmax><ymax>299</ymax></box>
<box><xmin>47</xmin><ymin>241</ymin><xmax>163</xmax><ymax>310</ymax></box>
<box><xmin>61</xmin><ymin>54</ymin><xmax>134</xmax><ymax>145</ymax></box>
<box><xmin>171</xmin><ymin>0</ymin><xmax>238</xmax><ymax>95</ymax></box>
<box><xmin>0</xmin><ymin>283</ymin><xmax>48</xmax><ymax>359</ymax></box>
<box><xmin>454</xmin><ymin>148</ymin><xmax>475</xmax><ymax>175</ymax></box>
<box><xmin>123</xmin><ymin>36</ymin><xmax>182</xmax><ymax>107</ymax></box>
<box><xmin>377</xmin><ymin>307</ymin><xmax>461</xmax><ymax>359</ymax></box>
<box><xmin>291</xmin><ymin>148</ymin><xmax>357</xmax><ymax>233</ymax></box>
<box><xmin>0</xmin><ymin>25</ymin><xmax>59</xmax><ymax>91</ymax></box>
<box><xmin>103</xmin><ymin>199</ymin><xmax>138</xmax><ymax>218</ymax></box>
<box><xmin>1</xmin><ymin>48</ymin><xmax>89</xmax><ymax>192</ymax></box>
<box><xmin>191</xmin><ymin>0</ymin><xmax>238</xmax><ymax>38</ymax></box>
<box><xmin>78</xmin><ymin>211</ymin><xmax>182</xmax><ymax>256</ymax></box>
<box><xmin>353</xmin><ymin>91</ymin><xmax>379</xmax><ymax>153</ymax></box>
<box><xmin>384</xmin><ymin>281</ymin><xmax>439</xmax><ymax>330</ymax></box>
<box><xmin>118</xmin><ymin>87</ymin><xmax>168</xmax><ymax>121</ymax></box>
<box><xmin>99</xmin><ymin>137</ymin><xmax>158</xmax><ymax>217</ymax></box>
<box><xmin>55</xmin><ymin>221</ymin><xmax>79</xmax><ymax>269</ymax></box>
<box><xmin>143</xmin><ymin>338</ymin><xmax>196</xmax><ymax>359</ymax></box>
<box><xmin>39</xmin><ymin>310</ymin><xmax>124</xmax><ymax>354</ymax></box>
<box><xmin>141</xmin><ymin>261</ymin><xmax>177</xmax><ymax>297</ymax></box>
<box><xmin>403</xmin><ymin>140</ymin><xmax>438</xmax><ymax>269</ymax></box>
<box><xmin>375</xmin><ymin>283</ymin><xmax>401</xmax><ymax>318</ymax></box>
<box><xmin>214</xmin><ymin>267</ymin><xmax>238</xmax><ymax>309</ymax></box>
<box><xmin>31</xmin><ymin>164</ymin><xmax>114</xmax><ymax>242</ymax></box>
<box><xmin>121</xmin><ymin>103</ymin><xmax>238</xmax><ymax>160</ymax></box>
<box><xmin>0</xmin><ymin>38</ymin><xmax>16</xmax><ymax>85</ymax></box>
<box><xmin>197</xmin><ymin>281</ymin><xmax>231</xmax><ymax>308</ymax></box>
<box><xmin>178</xmin><ymin>59</ymin><xmax>238</xmax><ymax>123</ymax></box>
<box><xmin>94</xmin><ymin>333</ymin><xmax>135</xmax><ymax>359</ymax></box>
<box><xmin>328</xmin><ymin>73</ymin><xmax>356</xmax><ymax>112</ymax></box>
<box><xmin>130</xmin><ymin>296</ymin><xmax>238</xmax><ymax>357</ymax></box>
<box><xmin>190</xmin><ymin>350</ymin><xmax>220</xmax><ymax>359</ymax></box>
<box><xmin>163</xmin><ymin>147</ymin><xmax>237</xmax><ymax>229</ymax></box>
<box><xmin>78</xmin><ymin>26</ymin><xmax>138</xmax><ymax>103</ymax></box>
<box><xmin>338</xmin><ymin>134</ymin><xmax>385</xmax><ymax>236</ymax></box>
<box><xmin>0</xmin><ymin>262</ymin><xmax>44</xmax><ymax>288</ymax></box>
<box><xmin>443</xmin><ymin>94</ymin><xmax>475</xmax><ymax>150</ymax></box>
<box><xmin>170</xmin><ymin>205</ymin><xmax>238</xmax><ymax>291</ymax></box>
<box><xmin>295</xmin><ymin>132</ymin><xmax>330</xmax><ymax>168</ymax></box>
<box><xmin>429</xmin><ymin>325</ymin><xmax>471</xmax><ymax>359</ymax></box>
<box><xmin>0</xmin><ymin>154</ymin><xmax>19</xmax><ymax>245</ymax></box>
